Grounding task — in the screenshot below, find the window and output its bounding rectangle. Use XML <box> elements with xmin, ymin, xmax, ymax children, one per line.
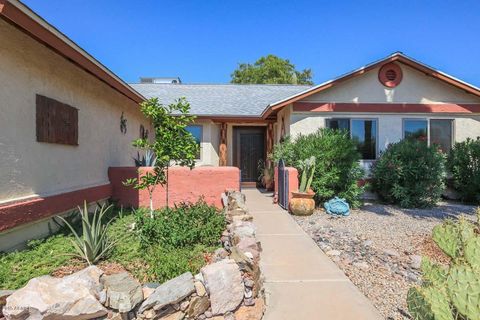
<box><xmin>403</xmin><ymin>119</ymin><xmax>453</xmax><ymax>152</ymax></box>
<box><xmin>325</xmin><ymin>118</ymin><xmax>350</xmax><ymax>131</ymax></box>
<box><xmin>403</xmin><ymin>119</ymin><xmax>428</xmax><ymax>142</ymax></box>
<box><xmin>430</xmin><ymin>119</ymin><xmax>453</xmax><ymax>152</ymax></box>
<box><xmin>36</xmin><ymin>94</ymin><xmax>78</xmax><ymax>146</ymax></box>
<box><xmin>351</xmin><ymin>119</ymin><xmax>377</xmax><ymax>160</ymax></box>
<box><xmin>326</xmin><ymin>118</ymin><xmax>377</xmax><ymax>160</ymax></box>
<box><xmin>186</xmin><ymin>125</ymin><xmax>202</xmax><ymax>159</ymax></box>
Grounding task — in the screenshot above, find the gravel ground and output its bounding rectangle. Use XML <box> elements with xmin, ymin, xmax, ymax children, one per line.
<box><xmin>293</xmin><ymin>201</ymin><xmax>477</xmax><ymax>320</ymax></box>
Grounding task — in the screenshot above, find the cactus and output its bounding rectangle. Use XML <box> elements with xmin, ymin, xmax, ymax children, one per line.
<box><xmin>446</xmin><ymin>265</ymin><xmax>480</xmax><ymax>320</ymax></box>
<box><xmin>298</xmin><ymin>156</ymin><xmax>316</xmax><ymax>193</ymax></box>
<box><xmin>407</xmin><ymin>286</ymin><xmax>453</xmax><ymax>320</ymax></box>
<box><xmin>407</xmin><ymin>210</ymin><xmax>480</xmax><ymax>320</ymax></box>
<box><xmin>465</xmin><ymin>237</ymin><xmax>480</xmax><ymax>270</ymax></box>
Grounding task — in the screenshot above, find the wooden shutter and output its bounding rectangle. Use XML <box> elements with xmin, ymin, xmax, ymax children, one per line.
<box><xmin>36</xmin><ymin>94</ymin><xmax>78</xmax><ymax>145</ymax></box>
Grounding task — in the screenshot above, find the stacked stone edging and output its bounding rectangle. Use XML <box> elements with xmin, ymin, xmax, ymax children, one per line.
<box><xmin>1</xmin><ymin>191</ymin><xmax>264</xmax><ymax>320</ymax></box>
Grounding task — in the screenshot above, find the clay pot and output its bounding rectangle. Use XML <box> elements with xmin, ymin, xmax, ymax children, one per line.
<box><xmin>289</xmin><ymin>191</ymin><xmax>315</xmax><ymax>216</ymax></box>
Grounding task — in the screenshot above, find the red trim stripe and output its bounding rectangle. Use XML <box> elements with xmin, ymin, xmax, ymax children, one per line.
<box><xmin>0</xmin><ymin>184</ymin><xmax>112</xmax><ymax>232</ymax></box>
<box><xmin>293</xmin><ymin>102</ymin><xmax>480</xmax><ymax>113</ymax></box>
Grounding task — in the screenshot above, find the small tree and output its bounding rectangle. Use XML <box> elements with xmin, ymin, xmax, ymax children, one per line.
<box><xmin>124</xmin><ymin>97</ymin><xmax>198</xmax><ymax>217</ymax></box>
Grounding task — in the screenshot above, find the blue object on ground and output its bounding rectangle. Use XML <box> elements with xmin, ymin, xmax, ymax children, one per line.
<box><xmin>324</xmin><ymin>197</ymin><xmax>350</xmax><ymax>216</ymax></box>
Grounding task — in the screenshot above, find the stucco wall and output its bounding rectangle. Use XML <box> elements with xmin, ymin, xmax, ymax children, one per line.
<box><xmin>109</xmin><ymin>166</ymin><xmax>240</xmax><ymax>208</ymax></box>
<box><xmin>0</xmin><ymin>19</ymin><xmax>149</xmax><ymax>203</ymax></box>
<box><xmin>301</xmin><ymin>64</ymin><xmax>480</xmax><ymax>104</ymax></box>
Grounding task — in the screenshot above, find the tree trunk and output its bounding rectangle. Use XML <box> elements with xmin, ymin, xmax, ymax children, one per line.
<box><xmin>149</xmin><ymin>191</ymin><xmax>154</xmax><ymax>218</ymax></box>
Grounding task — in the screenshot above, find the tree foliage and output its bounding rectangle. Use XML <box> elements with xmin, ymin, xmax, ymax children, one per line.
<box><xmin>230</xmin><ymin>54</ymin><xmax>313</xmax><ymax>85</ymax></box>
<box><xmin>124</xmin><ymin>97</ymin><xmax>198</xmax><ymax>215</ymax></box>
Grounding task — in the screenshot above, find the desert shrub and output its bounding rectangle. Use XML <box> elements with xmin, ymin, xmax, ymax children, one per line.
<box><xmin>371</xmin><ymin>139</ymin><xmax>446</xmax><ymax>208</ymax></box>
<box><xmin>135</xmin><ymin>199</ymin><xmax>226</xmax><ymax>249</ymax></box>
<box><xmin>447</xmin><ymin>137</ymin><xmax>480</xmax><ymax>203</ymax></box>
<box><xmin>271</xmin><ymin>129</ymin><xmax>364</xmax><ymax>207</ymax></box>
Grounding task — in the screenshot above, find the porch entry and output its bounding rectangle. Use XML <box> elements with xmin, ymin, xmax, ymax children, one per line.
<box><xmin>233</xmin><ymin>126</ymin><xmax>266</xmax><ymax>186</ymax></box>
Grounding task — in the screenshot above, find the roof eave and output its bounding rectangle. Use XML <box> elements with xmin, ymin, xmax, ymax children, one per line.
<box><xmin>0</xmin><ymin>0</ymin><xmax>145</xmax><ymax>104</ymax></box>
<box><xmin>261</xmin><ymin>52</ymin><xmax>480</xmax><ymax>119</ymax></box>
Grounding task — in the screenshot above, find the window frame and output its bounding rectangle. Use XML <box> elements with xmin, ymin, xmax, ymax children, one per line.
<box><xmin>186</xmin><ymin>124</ymin><xmax>203</xmax><ymax>160</ymax></box>
<box><xmin>325</xmin><ymin>117</ymin><xmax>379</xmax><ymax>160</ymax></box>
<box><xmin>402</xmin><ymin>118</ymin><xmax>455</xmax><ymax>149</ymax></box>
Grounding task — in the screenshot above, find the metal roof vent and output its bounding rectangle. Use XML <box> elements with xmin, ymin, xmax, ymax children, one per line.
<box><xmin>140</xmin><ymin>77</ymin><xmax>182</xmax><ymax>84</ymax></box>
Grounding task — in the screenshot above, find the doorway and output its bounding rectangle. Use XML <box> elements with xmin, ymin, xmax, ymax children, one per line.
<box><xmin>233</xmin><ymin>126</ymin><xmax>266</xmax><ymax>186</ymax></box>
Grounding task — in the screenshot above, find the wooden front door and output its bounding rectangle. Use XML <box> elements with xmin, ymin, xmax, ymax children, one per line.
<box><xmin>233</xmin><ymin>127</ymin><xmax>266</xmax><ymax>184</ymax></box>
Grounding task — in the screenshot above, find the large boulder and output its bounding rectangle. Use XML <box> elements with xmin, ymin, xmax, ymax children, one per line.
<box><xmin>139</xmin><ymin>272</ymin><xmax>195</xmax><ymax>313</ymax></box>
<box><xmin>101</xmin><ymin>272</ymin><xmax>143</xmax><ymax>313</ymax></box>
<box><xmin>201</xmin><ymin>259</ymin><xmax>244</xmax><ymax>315</ymax></box>
<box><xmin>4</xmin><ymin>266</ymin><xmax>107</xmax><ymax>320</ymax></box>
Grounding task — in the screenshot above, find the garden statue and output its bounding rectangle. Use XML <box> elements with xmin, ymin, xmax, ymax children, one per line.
<box><xmin>324</xmin><ymin>197</ymin><xmax>350</xmax><ymax>216</ymax></box>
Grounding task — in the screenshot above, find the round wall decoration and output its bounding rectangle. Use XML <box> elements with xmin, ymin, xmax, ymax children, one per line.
<box><xmin>378</xmin><ymin>62</ymin><xmax>403</xmax><ymax>88</ymax></box>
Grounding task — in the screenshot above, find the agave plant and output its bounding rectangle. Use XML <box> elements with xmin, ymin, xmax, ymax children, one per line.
<box><xmin>133</xmin><ymin>149</ymin><xmax>157</xmax><ymax>167</ymax></box>
<box><xmin>58</xmin><ymin>201</ymin><xmax>115</xmax><ymax>265</ymax></box>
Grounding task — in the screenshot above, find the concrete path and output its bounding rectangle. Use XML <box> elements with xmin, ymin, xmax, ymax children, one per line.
<box><xmin>243</xmin><ymin>188</ymin><xmax>382</xmax><ymax>320</ymax></box>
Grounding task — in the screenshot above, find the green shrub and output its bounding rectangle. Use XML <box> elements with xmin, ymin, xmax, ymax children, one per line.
<box><xmin>447</xmin><ymin>137</ymin><xmax>480</xmax><ymax>203</ymax></box>
<box><xmin>271</xmin><ymin>129</ymin><xmax>364</xmax><ymax>207</ymax></box>
<box><xmin>135</xmin><ymin>199</ymin><xmax>226</xmax><ymax>249</ymax></box>
<box><xmin>371</xmin><ymin>139</ymin><xmax>446</xmax><ymax>208</ymax></box>
<box><xmin>0</xmin><ymin>235</ymin><xmax>77</xmax><ymax>289</ymax></box>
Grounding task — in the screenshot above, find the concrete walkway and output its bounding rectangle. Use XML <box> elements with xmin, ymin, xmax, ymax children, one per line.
<box><xmin>243</xmin><ymin>188</ymin><xmax>382</xmax><ymax>320</ymax></box>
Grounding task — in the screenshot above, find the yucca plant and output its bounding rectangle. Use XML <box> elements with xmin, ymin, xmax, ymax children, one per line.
<box><xmin>58</xmin><ymin>201</ymin><xmax>116</xmax><ymax>265</ymax></box>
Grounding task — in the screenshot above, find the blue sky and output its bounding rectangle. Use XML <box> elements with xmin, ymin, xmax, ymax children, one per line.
<box><xmin>23</xmin><ymin>0</ymin><xmax>480</xmax><ymax>86</ymax></box>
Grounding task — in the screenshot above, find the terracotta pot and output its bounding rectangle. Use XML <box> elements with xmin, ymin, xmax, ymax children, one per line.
<box><xmin>289</xmin><ymin>191</ymin><xmax>315</xmax><ymax>216</ymax></box>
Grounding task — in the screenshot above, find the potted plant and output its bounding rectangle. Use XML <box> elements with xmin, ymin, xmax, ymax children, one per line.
<box><xmin>289</xmin><ymin>156</ymin><xmax>316</xmax><ymax>216</ymax></box>
<box><xmin>258</xmin><ymin>160</ymin><xmax>274</xmax><ymax>190</ymax></box>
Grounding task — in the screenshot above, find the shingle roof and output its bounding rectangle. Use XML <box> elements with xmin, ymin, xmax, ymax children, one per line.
<box><xmin>129</xmin><ymin>84</ymin><xmax>312</xmax><ymax>116</ymax></box>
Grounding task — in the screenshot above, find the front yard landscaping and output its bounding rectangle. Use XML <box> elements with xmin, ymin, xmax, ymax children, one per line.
<box><xmin>294</xmin><ymin>201</ymin><xmax>477</xmax><ymax>320</ymax></box>
<box><xmin>0</xmin><ymin>200</ymin><xmax>223</xmax><ymax>290</ymax></box>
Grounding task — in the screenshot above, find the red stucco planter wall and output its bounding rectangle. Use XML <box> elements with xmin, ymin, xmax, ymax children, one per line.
<box><xmin>108</xmin><ymin>166</ymin><xmax>241</xmax><ymax>209</ymax></box>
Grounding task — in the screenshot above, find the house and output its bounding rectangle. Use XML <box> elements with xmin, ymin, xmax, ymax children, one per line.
<box><xmin>2</xmin><ymin>0</ymin><xmax>480</xmax><ymax>250</ymax></box>
<box><xmin>0</xmin><ymin>0</ymin><xmax>151</xmax><ymax>250</ymax></box>
<box><xmin>132</xmin><ymin>53</ymin><xmax>480</xmax><ymax>180</ymax></box>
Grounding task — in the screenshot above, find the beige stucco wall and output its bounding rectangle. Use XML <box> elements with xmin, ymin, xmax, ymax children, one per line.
<box><xmin>302</xmin><ymin>64</ymin><xmax>480</xmax><ymax>104</ymax></box>
<box><xmin>0</xmin><ymin>19</ymin><xmax>150</xmax><ymax>203</ymax></box>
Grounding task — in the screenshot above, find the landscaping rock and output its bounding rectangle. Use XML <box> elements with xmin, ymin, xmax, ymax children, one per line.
<box><xmin>383</xmin><ymin>248</ymin><xmax>400</xmax><ymax>257</ymax></box>
<box><xmin>410</xmin><ymin>255</ymin><xmax>422</xmax><ymax>269</ymax></box>
<box><xmin>186</xmin><ymin>296</ymin><xmax>210</xmax><ymax>318</ymax></box>
<box><xmin>326</xmin><ymin>249</ymin><xmax>341</xmax><ymax>256</ymax></box>
<box><xmin>4</xmin><ymin>266</ymin><xmax>107</xmax><ymax>320</ymax></box>
<box><xmin>139</xmin><ymin>272</ymin><xmax>195</xmax><ymax>313</ymax></box>
<box><xmin>201</xmin><ymin>259</ymin><xmax>244</xmax><ymax>315</ymax></box>
<box><xmin>227</xmin><ymin>191</ymin><xmax>247</xmax><ymax>212</ymax></box>
<box><xmin>180</xmin><ymin>301</ymin><xmax>189</xmax><ymax>312</ymax></box>
<box><xmin>158</xmin><ymin>311</ymin><xmax>185</xmax><ymax>320</ymax></box>
<box><xmin>234</xmin><ymin>298</ymin><xmax>265</xmax><ymax>320</ymax></box>
<box><xmin>213</xmin><ymin>248</ymin><xmax>229</xmax><ymax>262</ymax></box>
<box><xmin>232</xmin><ymin>214</ymin><xmax>253</xmax><ymax>222</ymax></box>
<box><xmin>101</xmin><ymin>272</ymin><xmax>143</xmax><ymax>313</ymax></box>
<box><xmin>142</xmin><ymin>283</ymin><xmax>160</xmax><ymax>300</ymax></box>
<box><xmin>0</xmin><ymin>290</ymin><xmax>14</xmax><ymax>317</ymax></box>
<box><xmin>194</xmin><ymin>281</ymin><xmax>207</xmax><ymax>296</ymax></box>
